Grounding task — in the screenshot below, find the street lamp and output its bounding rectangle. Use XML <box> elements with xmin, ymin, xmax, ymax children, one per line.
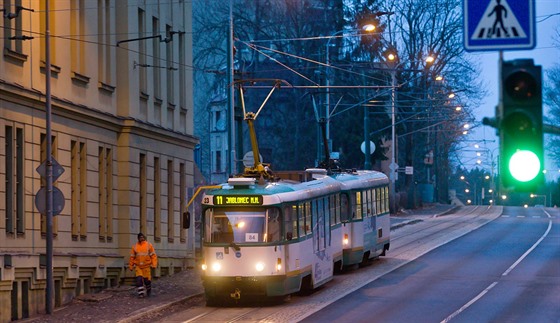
<box><xmin>460</xmin><ymin>175</ymin><xmax>477</xmax><ymax>205</ymax></box>
<box><xmin>323</xmin><ymin>24</ymin><xmax>376</xmax><ymax>164</ymax></box>
<box><xmin>386</xmin><ymin>54</ymin><xmax>434</xmax><ymax>213</ymax></box>
<box><xmin>473</xmin><ymin>145</ymin><xmax>499</xmax><ymax>205</ymax></box>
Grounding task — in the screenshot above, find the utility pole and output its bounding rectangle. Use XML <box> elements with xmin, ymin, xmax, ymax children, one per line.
<box><xmin>45</xmin><ymin>0</ymin><xmax>54</xmax><ymax>314</ymax></box>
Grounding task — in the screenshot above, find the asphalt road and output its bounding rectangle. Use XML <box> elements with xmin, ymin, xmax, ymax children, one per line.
<box><xmin>302</xmin><ymin>206</ymin><xmax>559</xmax><ymax>323</ymax></box>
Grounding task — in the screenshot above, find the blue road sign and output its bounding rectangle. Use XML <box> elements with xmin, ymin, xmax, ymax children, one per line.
<box><xmin>464</xmin><ymin>0</ymin><xmax>535</xmax><ymax>51</ymax></box>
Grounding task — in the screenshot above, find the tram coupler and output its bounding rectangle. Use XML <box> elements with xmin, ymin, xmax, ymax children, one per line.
<box><xmin>230</xmin><ymin>288</ymin><xmax>241</xmax><ymax>300</ymax></box>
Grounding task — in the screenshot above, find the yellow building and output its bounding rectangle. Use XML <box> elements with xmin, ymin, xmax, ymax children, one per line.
<box><xmin>0</xmin><ymin>1</ymin><xmax>196</xmax><ymax>321</ymax></box>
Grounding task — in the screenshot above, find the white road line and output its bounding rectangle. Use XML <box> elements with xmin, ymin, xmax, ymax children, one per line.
<box><xmin>441</xmin><ymin>282</ymin><xmax>499</xmax><ymax>323</ymax></box>
<box><xmin>441</xmin><ymin>211</ymin><xmax>552</xmax><ymax>323</ymax></box>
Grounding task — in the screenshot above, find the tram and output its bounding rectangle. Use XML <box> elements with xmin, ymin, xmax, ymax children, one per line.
<box><xmin>194</xmin><ymin>83</ymin><xmax>390</xmax><ymax>305</ymax></box>
<box><xmin>199</xmin><ymin>167</ymin><xmax>389</xmax><ymax>305</ymax></box>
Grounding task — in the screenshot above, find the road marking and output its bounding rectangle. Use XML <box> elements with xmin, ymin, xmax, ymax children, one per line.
<box><xmin>441</xmin><ymin>211</ymin><xmax>552</xmax><ymax>323</ymax></box>
<box><xmin>502</xmin><ymin>215</ymin><xmax>552</xmax><ymax>276</ymax></box>
<box><xmin>441</xmin><ymin>282</ymin><xmax>498</xmax><ymax>323</ymax></box>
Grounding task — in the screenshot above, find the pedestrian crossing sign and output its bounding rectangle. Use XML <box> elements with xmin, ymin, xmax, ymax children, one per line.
<box><xmin>464</xmin><ymin>0</ymin><xmax>535</xmax><ymax>51</ymax></box>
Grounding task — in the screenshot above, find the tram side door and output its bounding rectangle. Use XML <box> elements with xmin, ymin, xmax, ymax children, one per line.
<box><xmin>312</xmin><ymin>200</ymin><xmax>322</xmax><ymax>253</ymax></box>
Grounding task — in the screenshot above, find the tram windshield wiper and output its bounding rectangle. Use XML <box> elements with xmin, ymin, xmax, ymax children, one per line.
<box><xmin>230</xmin><ymin>242</ymin><xmax>241</xmax><ymax>251</ymax></box>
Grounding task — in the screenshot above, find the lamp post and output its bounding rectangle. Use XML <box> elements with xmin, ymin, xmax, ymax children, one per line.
<box><xmin>387</xmin><ymin>56</ymin><xmax>434</xmax><ymax>213</ymax></box>
<box><xmin>389</xmin><ymin>68</ymin><xmax>397</xmax><ymax>211</ymax></box>
<box><xmin>323</xmin><ymin>25</ymin><xmax>375</xmax><ymax>164</ymax></box>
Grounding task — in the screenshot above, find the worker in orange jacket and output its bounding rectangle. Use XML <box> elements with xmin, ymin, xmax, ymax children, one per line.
<box><xmin>129</xmin><ymin>233</ymin><xmax>157</xmax><ymax>297</ymax></box>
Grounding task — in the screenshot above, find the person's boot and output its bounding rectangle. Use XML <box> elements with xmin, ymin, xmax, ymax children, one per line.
<box><xmin>145</xmin><ymin>279</ymin><xmax>152</xmax><ymax>297</ymax></box>
<box><xmin>137</xmin><ymin>286</ymin><xmax>146</xmax><ymax>298</ymax></box>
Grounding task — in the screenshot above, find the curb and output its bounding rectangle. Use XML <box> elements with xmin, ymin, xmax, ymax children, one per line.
<box><xmin>117</xmin><ymin>292</ymin><xmax>204</xmax><ymax>323</ymax></box>
<box><xmin>432</xmin><ymin>205</ymin><xmax>460</xmax><ymax>218</ymax></box>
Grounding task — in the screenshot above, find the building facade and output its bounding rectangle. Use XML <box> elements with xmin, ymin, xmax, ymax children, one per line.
<box><xmin>0</xmin><ymin>1</ymin><xmax>196</xmax><ymax>321</ymax></box>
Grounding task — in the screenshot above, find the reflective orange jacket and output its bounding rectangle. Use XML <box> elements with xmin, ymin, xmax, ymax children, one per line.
<box><xmin>129</xmin><ymin>241</ymin><xmax>157</xmax><ymax>270</ymax></box>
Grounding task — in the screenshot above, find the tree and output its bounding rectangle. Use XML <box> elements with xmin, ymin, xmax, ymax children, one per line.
<box><xmin>544</xmin><ymin>26</ymin><xmax>560</xmax><ymax>168</ymax></box>
<box><xmin>193</xmin><ymin>0</ymin><xmax>485</xmax><ymax>198</ymax></box>
<box><xmin>378</xmin><ymin>0</ymin><xmax>484</xmax><ymax>206</ymax></box>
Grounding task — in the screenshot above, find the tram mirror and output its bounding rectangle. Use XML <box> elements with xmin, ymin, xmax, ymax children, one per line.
<box><xmin>182</xmin><ymin>212</ymin><xmax>191</xmax><ymax>229</ymax></box>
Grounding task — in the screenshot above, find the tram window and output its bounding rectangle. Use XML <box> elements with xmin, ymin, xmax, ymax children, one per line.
<box><xmin>372</xmin><ymin>189</ymin><xmax>377</xmax><ymax>215</ymax></box>
<box><xmin>284</xmin><ymin>205</ymin><xmax>295</xmax><ymax>241</ymax></box>
<box><xmin>266</xmin><ymin>208</ymin><xmax>281</xmax><ymax>242</ymax></box>
<box><xmin>369</xmin><ymin>188</ymin><xmax>375</xmax><ymax>216</ymax></box>
<box><xmin>364</xmin><ymin>190</ymin><xmax>369</xmax><ymax>217</ymax></box>
<box><xmin>205</xmin><ymin>209</ymin><xmax>267</xmax><ymax>243</ymax></box>
<box><xmin>335</xmin><ymin>195</ymin><xmax>340</xmax><ymax>224</ymax></box>
<box><xmin>340</xmin><ymin>194</ymin><xmax>350</xmax><ymax>222</ymax></box>
<box><xmin>383</xmin><ymin>187</ymin><xmax>387</xmax><ymax>213</ymax></box>
<box><xmin>322</xmin><ymin>198</ymin><xmax>330</xmax><ymax>226</ymax></box>
<box><xmin>384</xmin><ymin>187</ymin><xmax>388</xmax><ymax>213</ymax></box>
<box><xmin>329</xmin><ymin>196</ymin><xmax>336</xmax><ymax>225</ymax></box>
<box><xmin>375</xmin><ymin>188</ymin><xmax>381</xmax><ymax>215</ymax></box>
<box><xmin>204</xmin><ymin>209</ymin><xmax>212</xmax><ymax>243</ymax></box>
<box><xmin>298</xmin><ymin>204</ymin><xmax>305</xmax><ymax>238</ymax></box>
<box><xmin>355</xmin><ymin>192</ymin><xmax>362</xmax><ymax>220</ymax></box>
<box><xmin>304</xmin><ymin>202</ymin><xmax>311</xmax><ymax>234</ymax></box>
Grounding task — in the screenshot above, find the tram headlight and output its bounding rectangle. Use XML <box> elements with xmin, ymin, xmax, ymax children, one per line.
<box><xmin>255</xmin><ymin>262</ymin><xmax>265</xmax><ymax>272</ymax></box>
<box><xmin>276</xmin><ymin>258</ymin><xmax>282</xmax><ymax>271</ymax></box>
<box><xmin>201</xmin><ymin>263</ymin><xmax>208</xmax><ymax>271</ymax></box>
<box><xmin>211</xmin><ymin>262</ymin><xmax>222</xmax><ymax>272</ymax></box>
<box><xmin>343</xmin><ymin>234</ymin><xmax>349</xmax><ymax>245</ymax></box>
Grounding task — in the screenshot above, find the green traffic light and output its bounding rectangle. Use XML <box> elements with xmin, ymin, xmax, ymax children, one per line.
<box><xmin>508</xmin><ymin>150</ymin><xmax>541</xmax><ymax>182</ymax></box>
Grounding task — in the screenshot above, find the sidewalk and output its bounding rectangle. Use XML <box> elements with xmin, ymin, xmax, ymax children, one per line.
<box><xmin>26</xmin><ymin>269</ymin><xmax>204</xmax><ymax>323</ymax></box>
<box><xmin>390</xmin><ymin>203</ymin><xmax>458</xmax><ymax>229</ymax></box>
<box><xmin>27</xmin><ymin>204</ymin><xmax>457</xmax><ymax>323</ymax></box>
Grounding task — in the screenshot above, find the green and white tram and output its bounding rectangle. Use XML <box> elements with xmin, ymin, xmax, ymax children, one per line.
<box><xmin>334</xmin><ymin>171</ymin><xmax>390</xmax><ymax>268</ymax></box>
<box><xmin>198</xmin><ymin>168</ymin><xmax>390</xmax><ymax>304</ymax></box>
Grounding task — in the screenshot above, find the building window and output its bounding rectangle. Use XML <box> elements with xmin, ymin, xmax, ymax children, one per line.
<box><xmin>70</xmin><ymin>0</ymin><xmax>86</xmax><ymax>75</ymax></box>
<box><xmin>97</xmin><ymin>0</ymin><xmax>113</xmax><ymax>85</ymax></box>
<box><xmin>152</xmin><ymin>16</ymin><xmax>161</xmax><ymax>99</ymax></box>
<box><xmin>167</xmin><ymin>160</ymin><xmax>174</xmax><ymax>242</ymax></box>
<box><xmin>154</xmin><ymin>156</ymin><xmax>161</xmax><ymax>241</ymax></box>
<box><xmin>5</xmin><ymin>125</ymin><xmax>24</xmax><ymax>234</ymax></box>
<box><xmin>166</xmin><ymin>24</ymin><xmax>174</xmax><ymax>104</ymax></box>
<box><xmin>214</xmin><ymin>110</ymin><xmax>224</xmax><ymax>130</ymax></box>
<box><xmin>178</xmin><ymin>31</ymin><xmax>186</xmax><ymax>111</ymax></box>
<box><xmin>3</xmin><ymin>0</ymin><xmax>25</xmax><ymax>56</ymax></box>
<box><xmin>40</xmin><ymin>134</ymin><xmax>58</xmax><ymax>236</ymax></box>
<box><xmin>179</xmin><ymin>162</ymin><xmax>186</xmax><ymax>242</ymax></box>
<box><xmin>214</xmin><ymin>150</ymin><xmax>222</xmax><ymax>173</ymax></box>
<box><xmin>98</xmin><ymin>147</ymin><xmax>113</xmax><ymax>241</ymax></box>
<box><xmin>140</xmin><ymin>153</ymin><xmax>147</xmax><ymax>234</ymax></box>
<box><xmin>138</xmin><ymin>8</ymin><xmax>147</xmax><ymax>93</ymax></box>
<box><xmin>71</xmin><ymin>140</ymin><xmax>87</xmax><ymax>241</ymax></box>
<box><xmin>39</xmin><ymin>0</ymin><xmax>56</xmax><ymax>64</ymax></box>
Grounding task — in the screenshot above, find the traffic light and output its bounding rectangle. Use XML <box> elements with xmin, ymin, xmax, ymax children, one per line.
<box><xmin>499</xmin><ymin>59</ymin><xmax>543</xmax><ymax>191</ymax></box>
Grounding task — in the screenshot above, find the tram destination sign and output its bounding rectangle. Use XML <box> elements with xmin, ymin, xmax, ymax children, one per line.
<box><xmin>213</xmin><ymin>195</ymin><xmax>263</xmax><ymax>206</ymax></box>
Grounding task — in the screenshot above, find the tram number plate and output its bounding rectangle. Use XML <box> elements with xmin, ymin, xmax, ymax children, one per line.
<box><xmin>213</xmin><ymin>195</ymin><xmax>263</xmax><ymax>206</ymax></box>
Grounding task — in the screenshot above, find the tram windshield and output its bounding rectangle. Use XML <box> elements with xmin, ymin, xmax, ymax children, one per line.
<box><xmin>204</xmin><ymin>208</ymin><xmax>281</xmax><ymax>244</ymax></box>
